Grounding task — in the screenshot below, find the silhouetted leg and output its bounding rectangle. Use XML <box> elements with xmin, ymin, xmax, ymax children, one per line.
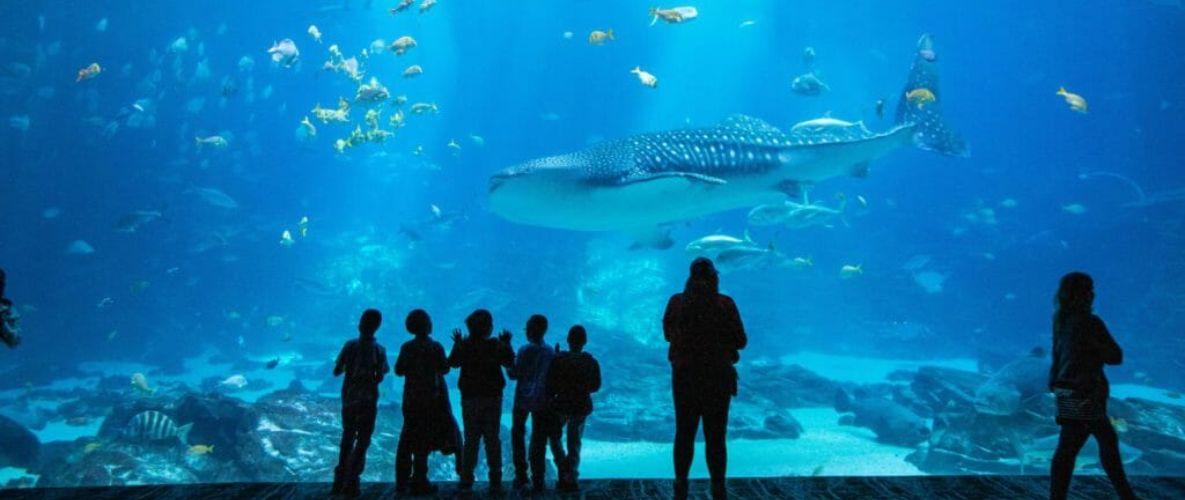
<box><xmin>335</xmin><ymin>403</ymin><xmax>359</xmax><ymax>489</ymax></box>
<box><xmin>529</xmin><ymin>410</ymin><xmax>548</xmax><ymax>487</ymax></box>
<box><xmin>460</xmin><ymin>399</ymin><xmax>481</xmax><ymax>486</ymax></box>
<box><xmin>702</xmin><ymin>394</ymin><xmax>731</xmax><ymax>498</ymax></box>
<box><xmin>395</xmin><ymin>421</ymin><xmax>415</xmax><ymax>491</ymax></box>
<box><xmin>546</xmin><ymin>414</ymin><xmax>567</xmax><ymax>483</ymax></box>
<box><xmin>347</xmin><ymin>401</ymin><xmax>377</xmax><ymax>483</ymax></box>
<box><xmin>673</xmin><ymin>382</ymin><xmax>701</xmax><ymax>485</ymax></box>
<box><xmin>482</xmin><ymin>397</ymin><xmax>504</xmax><ymax>485</ymax></box>
<box><xmin>511</xmin><ymin>406</ymin><xmax>530</xmax><ymax>484</ymax></box>
<box><xmin>412</xmin><ymin>450</ymin><xmax>429</xmax><ymax>486</ymax></box>
<box><xmin>566</xmin><ymin>414</ymin><xmax>586</xmax><ymax>482</ymax></box>
<box><xmin>1090</xmin><ymin>419</ymin><xmax>1137</xmax><ymax>500</ymax></box>
<box><xmin>1051</xmin><ymin>421</ymin><xmax>1091</xmax><ymax>500</ymax></box>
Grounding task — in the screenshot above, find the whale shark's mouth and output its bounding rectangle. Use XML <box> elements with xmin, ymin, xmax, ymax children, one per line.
<box><xmin>488</xmin><ymin>171</ymin><xmax>514</xmax><ymax>193</ymax></box>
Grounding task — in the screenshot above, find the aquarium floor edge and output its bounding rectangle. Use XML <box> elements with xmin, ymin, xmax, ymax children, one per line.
<box><xmin>6</xmin><ymin>475</ymin><xmax>1184</xmax><ymax>499</ymax></box>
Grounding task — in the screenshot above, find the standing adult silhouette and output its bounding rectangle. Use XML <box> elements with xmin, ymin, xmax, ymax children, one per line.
<box><xmin>1048</xmin><ymin>272</ymin><xmax>1136</xmax><ymax>500</ymax></box>
<box><xmin>662</xmin><ymin>258</ymin><xmax>747</xmax><ymax>500</ymax></box>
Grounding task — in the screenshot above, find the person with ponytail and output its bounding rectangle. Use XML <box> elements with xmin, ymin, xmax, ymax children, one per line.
<box><xmin>1048</xmin><ymin>272</ymin><xmax>1136</xmax><ymax>500</ymax></box>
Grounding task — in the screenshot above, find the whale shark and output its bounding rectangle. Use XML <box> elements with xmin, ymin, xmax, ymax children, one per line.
<box><xmin>489</xmin><ymin>35</ymin><xmax>967</xmax><ymax>232</ymax></box>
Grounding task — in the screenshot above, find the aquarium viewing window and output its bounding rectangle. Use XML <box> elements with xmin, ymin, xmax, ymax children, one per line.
<box><xmin>1</xmin><ymin>1</ymin><xmax>1183</xmax><ymax>497</ymax></box>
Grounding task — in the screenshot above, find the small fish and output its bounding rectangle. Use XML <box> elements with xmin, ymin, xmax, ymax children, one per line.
<box><xmin>390</xmin><ymin>36</ymin><xmax>417</xmax><ymax>56</ymax></box>
<box><xmin>410</xmin><ymin>102</ymin><xmax>439</xmax><ymax>114</ymax></box>
<box><xmin>267</xmin><ymin>39</ymin><xmax>299</xmax><ymax>68</ymax></box>
<box><xmin>650</xmin><ymin>6</ymin><xmax>699</xmax><ymax>26</ymax></box>
<box><xmin>9</xmin><ymin>114</ymin><xmax>30</xmax><ymax>132</ymax></box>
<box><xmin>131</xmin><ymin>372</ymin><xmax>156</xmax><ymax>395</ymax></box>
<box><xmin>840</xmin><ymin>264</ymin><xmax>863</xmax><ymax>279</ymax></box>
<box><xmin>188</xmin><ymin>444</ymin><xmax>215</xmax><ymax>455</ymax></box>
<box><xmin>300</xmin><ymin>116</ymin><xmax>317</xmax><ymax>137</ymax></box>
<box><xmin>266</xmin><ymin>315</ymin><xmax>285</xmax><ymax>327</ymax></box>
<box><xmin>219</xmin><ymin>374</ymin><xmax>248</xmax><ymax>389</ymax></box>
<box><xmin>738</xmin><ymin>20</ymin><xmax>757</xmax><ymax>28</ymax></box>
<box><xmin>96</xmin><ymin>297</ymin><xmax>115</xmax><ymax>309</ymax></box>
<box><xmin>107</xmin><ymin>330</ymin><xmax>118</xmax><ymax>341</ymax></box>
<box><xmin>905</xmin><ymin>88</ymin><xmax>936</xmax><ymax>109</ymax></box>
<box><xmin>390</xmin><ymin>0</ymin><xmax>414</xmax><ymax>14</ymax></box>
<box><xmin>83</xmin><ymin>442</ymin><xmax>103</xmax><ymax>454</ymax></box>
<box><xmin>402</xmin><ymin>64</ymin><xmax>423</xmax><ymax>78</ymax></box>
<box><xmin>195</xmin><ymin>135</ymin><xmax>229</xmax><ymax>150</ymax></box>
<box><xmin>188</xmin><ymin>187</ymin><xmax>239</xmax><ymax>209</ymax></box>
<box><xmin>1166</xmin><ymin>390</ymin><xmax>1182</xmax><ymax>400</ymax></box>
<box><xmin>307</xmin><ymin>25</ymin><xmax>322</xmax><ymax>43</ymax></box>
<box><xmin>1062</xmin><ymin>203</ymin><xmax>1087</xmax><ymax>215</ymax></box>
<box><xmin>130</xmin><ymin>280</ymin><xmax>151</xmax><ymax>294</ymax></box>
<box><xmin>562</xmin><ymin>31</ymin><xmax>574</xmax><ymax>40</ymax></box>
<box><xmin>447</xmin><ymin>139</ymin><xmax>461</xmax><ymax>151</ymax></box>
<box><xmin>280</xmin><ymin>230</ymin><xmax>295</xmax><ymax>247</ymax></box>
<box><xmin>419</xmin><ymin>0</ymin><xmax>436</xmax><ymax>13</ymax></box>
<box><xmin>588</xmin><ymin>29</ymin><xmax>614</xmax><ymax>45</ymax></box>
<box><xmin>265</xmin><ymin>358</ymin><xmax>280</xmax><ymax>370</ymax></box>
<box><xmin>792</xmin><ymin>256</ymin><xmax>814</xmax><ymax>268</ymax></box>
<box><xmin>917</xmin><ymin>33</ymin><xmax>937</xmax><ymax>62</ymax></box>
<box><xmin>66</xmin><ymin>240</ymin><xmax>96</xmax><ymax>255</ymax></box>
<box><xmin>115</xmin><ymin>210</ymin><xmax>163</xmax><ymax>233</ymax></box>
<box><xmin>1056</xmin><ymin>87</ymin><xmax>1088</xmax><ymax>113</ymax></box>
<box><xmin>95</xmin><ymin>17</ymin><xmax>108</xmax><ymax>32</ymax></box>
<box><xmin>76</xmin><ymin>63</ymin><xmax>102</xmax><ymax>82</ymax></box>
<box><xmin>875</xmin><ymin>99</ymin><xmax>885</xmax><ymax>118</ymax></box>
<box><xmin>631</xmin><ymin>66</ymin><xmax>658</xmax><ymax>88</ymax></box>
<box><xmin>1000</xmin><ymin>198</ymin><xmax>1018</xmax><ymax>208</ymax></box>
<box><xmin>298</xmin><ymin>216</ymin><xmax>310</xmax><ymax>238</ymax></box>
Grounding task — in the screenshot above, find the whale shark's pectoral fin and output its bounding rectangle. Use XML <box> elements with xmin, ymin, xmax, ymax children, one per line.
<box><xmin>618</xmin><ymin>171</ymin><xmax>728</xmax><ymax>190</ymax></box>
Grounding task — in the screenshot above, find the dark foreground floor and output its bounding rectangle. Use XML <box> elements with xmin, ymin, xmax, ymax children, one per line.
<box><xmin>5</xmin><ymin>476</ymin><xmax>1184</xmax><ymax>499</ymax></box>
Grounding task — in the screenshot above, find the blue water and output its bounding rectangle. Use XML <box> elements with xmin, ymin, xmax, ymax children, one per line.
<box><xmin>1</xmin><ymin>0</ymin><xmax>1184</xmax><ymax>485</ymax></box>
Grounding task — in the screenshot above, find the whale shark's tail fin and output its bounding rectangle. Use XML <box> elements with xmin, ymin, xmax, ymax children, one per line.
<box><xmin>895</xmin><ymin>34</ymin><xmax>969</xmax><ymax>157</ymax></box>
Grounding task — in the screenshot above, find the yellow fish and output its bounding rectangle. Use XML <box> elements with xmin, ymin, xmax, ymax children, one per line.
<box><xmin>588</xmin><ymin>29</ymin><xmax>614</xmax><ymax>45</ymax></box>
<box><xmin>905</xmin><ymin>88</ymin><xmax>936</xmax><ymax>109</ymax></box>
<box><xmin>131</xmin><ymin>372</ymin><xmax>156</xmax><ymax>395</ymax></box>
<box><xmin>1056</xmin><ymin>87</ymin><xmax>1088</xmax><ymax>113</ymax></box>
<box><xmin>84</xmin><ymin>442</ymin><xmax>103</xmax><ymax>454</ymax></box>
<box><xmin>188</xmin><ymin>444</ymin><xmax>215</xmax><ymax>455</ymax></box>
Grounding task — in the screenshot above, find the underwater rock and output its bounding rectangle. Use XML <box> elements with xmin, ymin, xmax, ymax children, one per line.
<box><xmin>0</xmin><ymin>413</ymin><xmax>40</xmax><ymax>468</ymax></box>
<box><xmin>909</xmin><ymin>366</ymin><xmax>989</xmax><ymax>413</ymax></box>
<box><xmin>835</xmin><ymin>389</ymin><xmax>931</xmax><ymax>447</ymax></box>
<box><xmin>37</xmin><ymin>444</ymin><xmax>198</xmax><ymax>487</ymax></box>
<box><xmin>732</xmin><ymin>408</ymin><xmax>804</xmax><ymax>440</ymax></box>
<box><xmin>740</xmin><ymin>362</ymin><xmax>843</xmax><ymax>408</ymax></box>
<box><xmin>972</xmin><ymin>349</ymin><xmax>1048</xmax><ymax>416</ymax></box>
<box><xmin>172</xmin><ymin>393</ymin><xmax>289</xmax><ymax>481</ymax></box>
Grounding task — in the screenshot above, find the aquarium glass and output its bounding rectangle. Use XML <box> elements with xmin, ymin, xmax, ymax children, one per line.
<box><xmin>1</xmin><ymin>0</ymin><xmax>1183</xmax><ymax>488</ymax></box>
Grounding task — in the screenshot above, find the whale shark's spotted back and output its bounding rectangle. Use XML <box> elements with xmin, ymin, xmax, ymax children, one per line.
<box><xmin>581</xmin><ymin>115</ymin><xmax>915</xmax><ymax>187</ymax></box>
